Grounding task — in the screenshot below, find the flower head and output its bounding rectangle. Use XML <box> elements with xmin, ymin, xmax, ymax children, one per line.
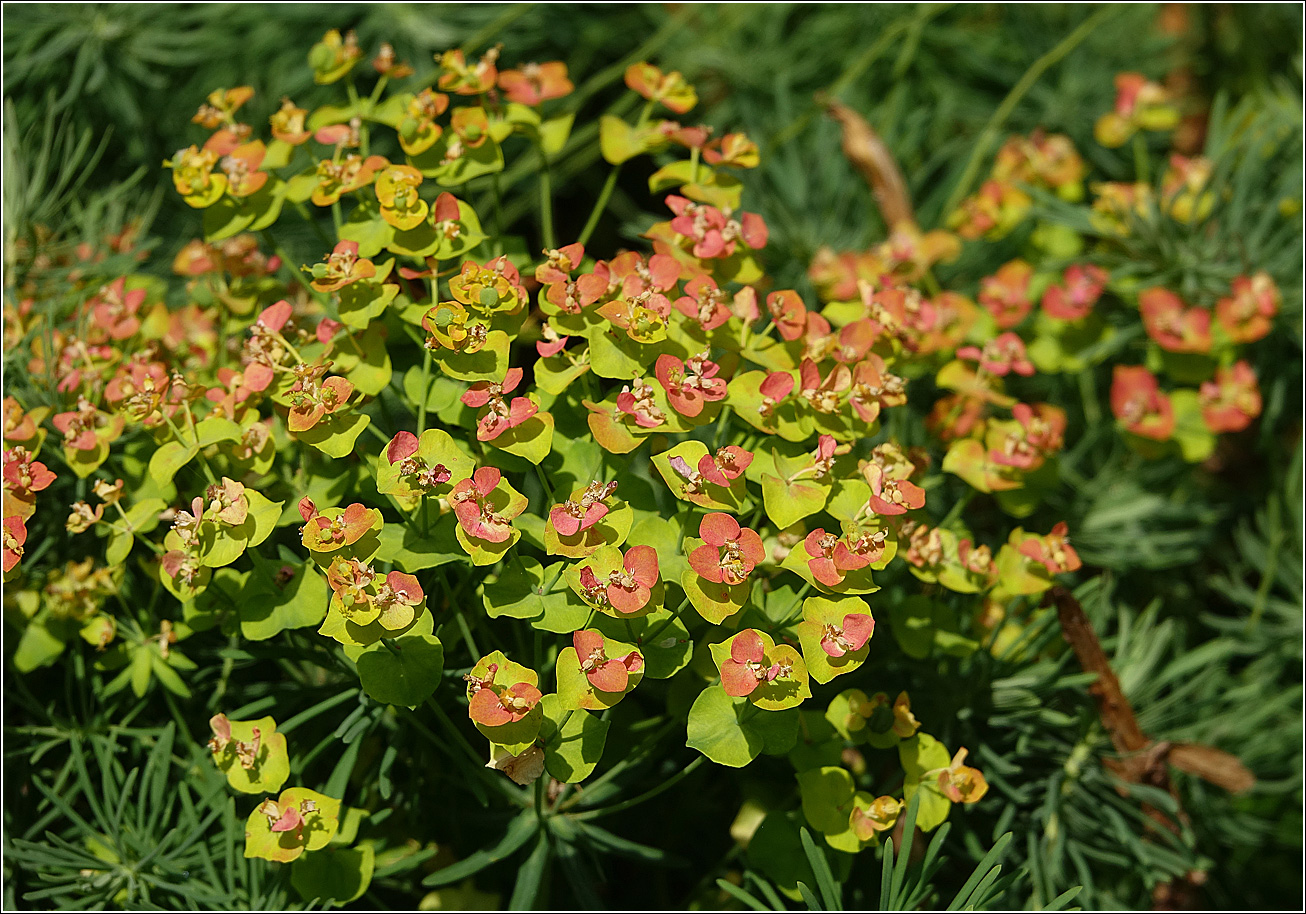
<box><xmin>688</xmin><ymin>513</ymin><xmax>765</xmax><ymax>585</ymax></box>
<box><xmin>572</xmin><ymin>629</ymin><xmax>644</xmax><ymax>693</ymax></box>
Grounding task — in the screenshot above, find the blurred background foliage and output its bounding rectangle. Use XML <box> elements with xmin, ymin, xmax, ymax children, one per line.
<box><xmin>4</xmin><ymin>3</ymin><xmax>1302</xmax><ymax>910</ymax></box>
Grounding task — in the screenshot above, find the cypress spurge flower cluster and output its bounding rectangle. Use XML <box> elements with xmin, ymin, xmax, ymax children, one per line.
<box><xmin>4</xmin><ymin>31</ymin><xmax>1138</xmax><ymax>899</ymax></box>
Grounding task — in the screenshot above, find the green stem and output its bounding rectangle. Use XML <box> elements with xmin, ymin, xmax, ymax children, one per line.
<box><xmin>939</xmin><ymin>488</ymin><xmax>976</xmax><ymax>531</ymax></box>
<box><xmin>644</xmin><ymin>596</ymin><xmax>691</xmax><ymax>644</ymax></box>
<box><xmin>417</xmin><ymin>347</ymin><xmax>432</xmax><ymax>435</ymax></box>
<box><xmin>577</xmin><ymin>165</ymin><xmax>621</xmax><ymax>248</ymax></box>
<box><xmin>942</xmin><ymin>4</ymin><xmax>1117</xmax><ymax>217</ymax></box>
<box><xmin>533</xmin><ymin>462</ymin><xmax>558</xmax><ymax>505</ymax></box>
<box><xmin>425</xmin><ymin>697</ymin><xmax>484</xmax><ymax>769</ymax></box>
<box><xmin>537</xmin><ymin>141</ymin><xmax>556</xmax><ymax>251</ymax></box>
<box><xmin>775</xmin><ymin>582</ymin><xmax>813</xmax><ymax>628</ymax></box>
<box><xmin>569</xmin><ymin>757</ymin><xmax>705</xmax><ymax>821</ymax></box>
<box><xmin>1078</xmin><ymin>366</ymin><xmax>1102</xmax><ymax>428</ymax></box>
<box><xmin>1132</xmin><ymin>133</ymin><xmax>1151</xmax><ymax>185</ymax></box>
<box><xmin>491</xmin><ymin>173</ymin><xmax>505</xmax><ymax>257</ymax></box>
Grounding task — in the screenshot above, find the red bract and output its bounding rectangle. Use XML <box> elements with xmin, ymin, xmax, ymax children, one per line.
<box><xmin>758</xmin><ymin>371</ymin><xmax>796</xmax><ymax>420</ymax></box>
<box><xmin>607</xmin><ymin>251</ymin><xmax>680</xmax><ymax>296</ymax></box>
<box><xmin>1110</xmin><ymin>366</ymin><xmax>1174</xmax><ymax>440</ymax></box>
<box><xmin>804</xmin><ymin>529</ymin><xmax>870</xmax><ymax>587</ymax></box>
<box><xmin>497</xmin><ymin>61</ymin><xmax>573</xmax><ymax>106</ymax></box>
<box><xmin>220</xmin><ymin>141</ymin><xmax>269</xmax><ymax>197</ymax></box>
<box><xmin>309</xmin><ymin>240</ymin><xmax>375</xmax><ymax>292</ymax></box>
<box><xmin>88</xmin><ymin>278</ymin><xmax>146</xmax><ymax>340</ymax></box>
<box><xmin>461</xmin><ymin>369</ymin><xmax>538</xmax><ymax>441</ymax></box>
<box><xmin>990</xmin><ymin>403</ymin><xmax>1066</xmax><ymax>469</ymax></box>
<box><xmin>674</xmin><ymin>275</ymin><xmax>732</xmax><ymax>331</ymax></box>
<box><xmin>573</xmin><ymin>629</ymin><xmax>643</xmax><ymax>692</ymax></box>
<box><xmin>450</xmin><ymin>467</ymin><xmax>515</xmax><ymax>542</ymax></box>
<box><xmin>467</xmin><ymin>669</ymin><xmax>542</xmax><ymax>726</ymax></box>
<box><xmin>979</xmin><ymin>260</ymin><xmax>1033</xmax><ymax>329</ymax></box>
<box><xmin>206</xmin><ymin>477</ymin><xmax>249</xmax><ymax>526</ymax></box>
<box><xmin>767</xmin><ymin>290</ymin><xmax>808</xmax><ymax>341</ymax></box>
<box><xmin>3</xmin><ymin>447</ymin><xmax>56</xmax><ymax>520</ymax></box>
<box><xmin>376</xmin><ymin>570</ymin><xmax>423</xmax><ymax>612</ymax></box>
<box><xmin>535</xmin><ymin>243</ymin><xmax>585</xmax><ymax>285</ymax></box>
<box><xmin>799</xmin><ymin>359</ymin><xmax>851</xmax><ymax>414</ymax></box>
<box><xmin>958</xmin><ymin>333</ymin><xmax>1034</xmax><ymax>377</ymax></box>
<box><xmin>606</xmin><ymin>545</ymin><xmax>659</xmax><ymax>613</ymax></box>
<box><xmin>550</xmin><ymin>480</ymin><xmax>618</xmax><ymax>537</ymax></box>
<box><xmin>719</xmin><ymin>630</ymin><xmax>789</xmax><ymax>697</ymax></box>
<box><xmin>52</xmin><ymin>397</ymin><xmax>116</xmax><ymax>451</ymax></box>
<box><xmin>655</xmin><ymin>352</ymin><xmax>727</xmax><ymax>417</ymax></box>
<box><xmin>819</xmin><ymin>612</ymin><xmax>875</xmax><ymax>657</ymax></box>
<box><xmin>387</xmin><ymin>431</ymin><xmax>453</xmax><ymax>491</ymax></box>
<box><xmin>616</xmin><ymin>378</ymin><xmax>667</xmax><ymax>428</ymax></box>
<box><xmin>1042</xmin><ymin>264</ymin><xmax>1108</xmax><ymax>321</ymax></box>
<box><xmin>287</xmin><ymin>368</ymin><xmax>354</xmax><ymax>433</ymax></box>
<box><xmin>1139</xmin><ymin>287</ymin><xmax>1212</xmax><ymax>353</ymax></box>
<box><xmin>865</xmin><ymin>463</ymin><xmax>925</xmax><ymax>516</ymax></box>
<box><xmin>704</xmin><ymin>132</ymin><xmax>759</xmax><ymax>167</ymax></box>
<box><xmin>303</xmin><ymin>503</ymin><xmax>375</xmax><ymax>551</ymax></box>
<box><xmin>1199</xmin><ymin>361</ymin><xmax>1262</xmax><ymax>433</ymax></box>
<box><xmin>106</xmin><ymin>361</ymin><xmax>171</xmax><ymax>419</ymax></box>
<box><xmin>257</xmin><ymin>299</ymin><xmax>293</xmax><ymax>333</ymax></box>
<box><xmin>698</xmin><ymin>446</ymin><xmax>753</xmax><ymax>487</ymax></box>
<box><xmin>1216</xmin><ymin>273</ymin><xmax>1279</xmax><ymax>344</ymax></box>
<box><xmin>1018</xmin><ymin>522</ymin><xmax>1082</xmax><ymax>574</ymax></box>
<box><xmin>596</xmin><ymin>291</ymin><xmax>671</xmax><ymax>345</ymax></box>
<box><xmin>624</xmin><ymin>63</ymin><xmax>696</xmax><ymax>114</ymax></box>
<box><xmin>848</xmin><ymin>355</ymin><xmax>907</xmax><ymax>424</ymax></box>
<box><xmin>3</xmin><ymin>515</ymin><xmax>26</xmax><ymax>573</ymax></box>
<box><xmin>665</xmin><ymin>195</ymin><xmax>767</xmax><ymax>259</ymax></box>
<box><xmin>688</xmin><ymin>513</ymin><xmax>765</xmax><ymax>585</ymax></box>
<box><xmin>438</xmin><ymin>49</ymin><xmax>498</xmax><ymax>95</ymax></box>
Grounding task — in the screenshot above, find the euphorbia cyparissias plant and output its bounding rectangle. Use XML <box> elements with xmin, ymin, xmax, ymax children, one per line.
<box><xmin>0</xmin><ymin>32</ymin><xmax>1120</xmax><ymax>888</ymax></box>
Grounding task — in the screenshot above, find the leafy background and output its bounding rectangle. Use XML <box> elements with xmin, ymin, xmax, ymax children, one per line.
<box><xmin>3</xmin><ymin>2</ymin><xmax>1302</xmax><ymax>910</ymax></box>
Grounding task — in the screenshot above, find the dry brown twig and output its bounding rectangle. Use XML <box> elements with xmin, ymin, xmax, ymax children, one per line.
<box><xmin>820</xmin><ymin>94</ymin><xmax>916</xmax><ymax>229</ymax></box>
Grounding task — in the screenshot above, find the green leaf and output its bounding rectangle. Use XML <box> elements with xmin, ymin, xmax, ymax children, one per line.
<box><xmin>686</xmin><ymin>686</ymin><xmax>799</xmax><ymax>767</ymax></box>
<box><xmin>483</xmin><ymin>555</ymin><xmax>550</xmax><ymax>620</ymax></box>
<box><xmin>376</xmin><ymin>514</ymin><xmax>463</xmax><ymax>571</ymax></box>
<box><xmin>1170</xmin><ymin>388</ymin><xmax>1217</xmax><ymax>463</ymax></box>
<box><xmin>537</xmin><ymin>114</ymin><xmax>574</xmax><ymax>156</ymax></box>
<box><xmin>900</xmin><ymin>733</ymin><xmax>953</xmax><ymax>832</ymax></box>
<box><xmin>598</xmin><ymin>115</ymin><xmax>665</xmax><ymax>164</ymax></box>
<box><xmin>681</xmin><ymin>567</ymin><xmax>750</xmax><ymax>625</ymax></box>
<box><xmin>888</xmin><ymin>595</ymin><xmax>937</xmax><ymax>660</ymax></box>
<box><xmin>402</xmin><ymin>369</ymin><xmax>467</xmax><ymax>418</ymax></box>
<box><xmin>336</xmin><ymin>280</ymin><xmax>398</xmax><ymax>332</ymax></box>
<box><xmin>412</xmin><ymin>136</ymin><xmax>505</xmax><ymax>186</ymax></box>
<box><xmin>539</xmin><ymin>694</ymin><xmax>609</xmax><ymax>783</ymax></box>
<box><xmin>291</xmin><ymin>844</ymin><xmax>375</xmax><ymax>904</ymax></box>
<box><xmin>351</xmin><ymin>632</ymin><xmax>444</xmax><ymax>707</ymax></box>
<box><xmin>335</xmin><ymin>321</ymin><xmax>394</xmax><ymax>394</ymax></box>
<box><xmin>430</xmin><ymin>331</ymin><xmax>512</xmax><ymax>382</ymax></box>
<box><xmin>423</xmin><ymin>809</ymin><xmax>539</xmax><ymax>887</ymax></box>
<box><xmin>648</xmin><ymin>159</ymin><xmax>713</xmax><ymax>193</ymax></box>
<box><xmin>797</xmin><ymin>767</ymin><xmax>856</xmax><ymax>836</ymax></box>
<box><xmin>297</xmin><ymin>412</ymin><xmax>371</xmax><ymax>458</ymax></box>
<box><xmin>490</xmin><ymin>412</ymin><xmax>555</xmax><ymax>465</ymax></box>
<box><xmin>761</xmin><ymin>472</ymin><xmax>830</xmax><ymax>530</ymax></box>
<box><xmin>339</xmin><ymin>206</ymin><xmax>395</xmax><ymax>258</ymax></box>
<box><xmin>508</xmin><ymin>831</ymin><xmax>551</xmax><ymax>909</ymax></box>
<box><xmin>12</xmin><ymin>620</ymin><xmax>66</xmax><ymax>672</ymax></box>
<box><xmin>240</xmin><ymin>559</ymin><xmax>329</xmax><ymax>641</ymax></box>
<box><xmin>591</xmin><ymin>606</ymin><xmax>691</xmax><ymax>679</ymax></box>
<box><xmin>211</xmin><ymin>715</ymin><xmax>291</xmax><ymax>794</ymax></box>
<box><xmin>149</xmin><ymin>439</ymin><xmax>198</xmax><ymax>486</ymax></box>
